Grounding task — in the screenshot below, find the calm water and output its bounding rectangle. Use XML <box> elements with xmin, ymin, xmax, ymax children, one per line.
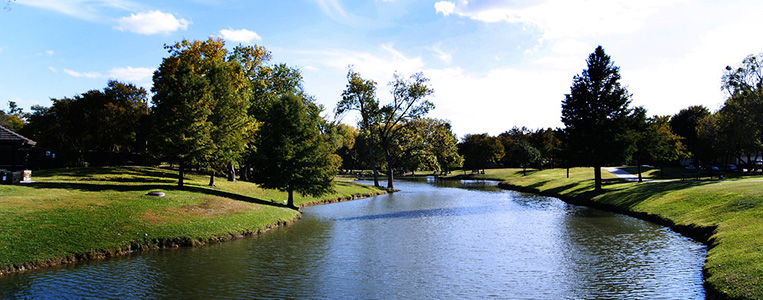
<box><xmin>0</xmin><ymin>179</ymin><xmax>706</xmax><ymax>299</ymax></box>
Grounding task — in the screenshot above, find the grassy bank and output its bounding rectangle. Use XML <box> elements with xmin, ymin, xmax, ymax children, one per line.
<box><xmin>0</xmin><ymin>166</ymin><xmax>386</xmax><ymax>275</ymax></box>
<box><xmin>452</xmin><ymin>167</ymin><xmax>762</xmax><ymax>299</ymax></box>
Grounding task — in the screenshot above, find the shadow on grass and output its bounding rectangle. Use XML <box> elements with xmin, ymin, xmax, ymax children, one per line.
<box><xmin>24</xmin><ymin>181</ymin><xmax>293</xmax><ymax>210</ymax></box>
<box><xmin>35</xmin><ymin>166</ymin><xmax>176</xmax><ymax>180</ymax></box>
<box><xmin>597</xmin><ymin>180</ymin><xmax>711</xmax><ymax>209</ymax></box>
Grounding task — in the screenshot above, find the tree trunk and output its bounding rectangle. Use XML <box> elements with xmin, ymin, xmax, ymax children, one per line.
<box><xmin>240</xmin><ymin>164</ymin><xmax>248</xmax><ymax>181</ymax></box>
<box><xmin>208</xmin><ymin>173</ymin><xmax>215</xmax><ymax>187</ymax></box>
<box><xmin>637</xmin><ymin>162</ymin><xmax>643</xmax><ymax>183</ymax></box>
<box><xmin>227</xmin><ymin>162</ymin><xmax>236</xmax><ymax>182</ymax></box>
<box><xmin>385</xmin><ymin>146</ymin><xmax>394</xmax><ymax>190</ymax></box>
<box><xmin>367</xmin><ymin>139</ymin><xmax>380</xmax><ymax>187</ymax></box>
<box><xmin>594</xmin><ymin>166</ymin><xmax>602</xmax><ymax>191</ymax></box>
<box><xmin>178</xmin><ymin>161</ymin><xmax>185</xmax><ymax>188</ymax></box>
<box><xmin>287</xmin><ymin>188</ymin><xmax>295</xmax><ymax>208</ymax></box>
<box><xmin>566</xmin><ymin>167</ymin><xmax>570</xmax><ymax>178</ymax></box>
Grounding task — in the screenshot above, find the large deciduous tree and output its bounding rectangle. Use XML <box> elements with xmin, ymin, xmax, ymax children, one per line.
<box><xmin>561</xmin><ymin>45</ymin><xmax>640</xmax><ymax>191</ymax></box>
<box><xmin>336</xmin><ymin>68</ymin><xmax>382</xmax><ymax>187</ymax></box>
<box><xmin>249</xmin><ymin>93</ymin><xmax>340</xmax><ymax>208</ymax></box>
<box><xmin>377</xmin><ymin>72</ymin><xmax>435</xmax><ymax>189</ymax></box>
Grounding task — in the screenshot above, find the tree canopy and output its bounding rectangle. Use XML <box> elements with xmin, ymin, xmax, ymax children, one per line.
<box><xmin>150</xmin><ymin>38</ymin><xmax>257</xmax><ymax>187</ymax></box>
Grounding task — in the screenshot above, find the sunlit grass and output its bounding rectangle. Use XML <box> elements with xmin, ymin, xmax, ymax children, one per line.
<box><xmin>449</xmin><ymin>167</ymin><xmax>763</xmax><ymax>299</ymax></box>
<box><xmin>0</xmin><ymin>166</ymin><xmax>385</xmax><ymax>273</ymax></box>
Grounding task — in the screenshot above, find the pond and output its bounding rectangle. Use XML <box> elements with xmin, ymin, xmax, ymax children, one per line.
<box><xmin>0</xmin><ymin>178</ymin><xmax>706</xmax><ymax>299</ymax></box>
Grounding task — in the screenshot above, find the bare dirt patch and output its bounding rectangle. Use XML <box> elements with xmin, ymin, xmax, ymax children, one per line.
<box><xmin>143</xmin><ymin>197</ymin><xmax>258</xmax><ymax>224</ymax></box>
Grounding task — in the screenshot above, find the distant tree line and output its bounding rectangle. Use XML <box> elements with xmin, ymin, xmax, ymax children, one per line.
<box><xmin>457</xmin><ymin>46</ymin><xmax>762</xmax><ymax>191</ymax></box>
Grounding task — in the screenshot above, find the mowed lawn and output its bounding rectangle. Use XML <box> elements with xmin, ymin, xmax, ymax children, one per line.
<box><xmin>0</xmin><ymin>166</ymin><xmax>385</xmax><ymax>273</ymax></box>
<box><xmin>454</xmin><ymin>167</ymin><xmax>763</xmax><ymax>299</ymax></box>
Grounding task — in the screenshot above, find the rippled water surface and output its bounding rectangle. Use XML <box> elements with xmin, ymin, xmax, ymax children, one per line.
<box><xmin>0</xmin><ymin>179</ymin><xmax>706</xmax><ymax>299</ymax></box>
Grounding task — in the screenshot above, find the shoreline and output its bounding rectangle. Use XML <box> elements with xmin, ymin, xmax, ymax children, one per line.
<box><xmin>0</xmin><ymin>186</ymin><xmax>388</xmax><ymax>277</ymax></box>
<box><xmin>447</xmin><ymin>173</ymin><xmax>729</xmax><ymax>299</ymax></box>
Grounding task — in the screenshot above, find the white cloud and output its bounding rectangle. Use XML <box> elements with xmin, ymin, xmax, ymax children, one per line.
<box><xmin>49</xmin><ymin>66</ymin><xmax>58</xmax><ymax>73</ymax></box>
<box><xmin>423</xmin><ymin>66</ymin><xmax>569</xmax><ymax>137</ymax></box>
<box><xmin>64</xmin><ymin>68</ymin><xmax>103</xmax><ymax>79</ymax></box>
<box><xmin>107</xmin><ymin>66</ymin><xmax>154</xmax><ymax>83</ymax></box>
<box><xmin>46</xmin><ymin>50</ymin><xmax>55</xmax><ymax>56</ymax></box>
<box><xmin>62</xmin><ymin>66</ymin><xmax>154</xmax><ymax>84</ymax></box>
<box><xmin>434</xmin><ymin>0</ymin><xmax>685</xmax><ymax>41</ymax></box>
<box><xmin>219</xmin><ymin>28</ymin><xmax>261</xmax><ymax>44</ymax></box>
<box><xmin>115</xmin><ymin>10</ymin><xmax>190</xmax><ymax>35</ymax></box>
<box><xmin>434</xmin><ymin>1</ymin><xmax>455</xmax><ymax>16</ymax></box>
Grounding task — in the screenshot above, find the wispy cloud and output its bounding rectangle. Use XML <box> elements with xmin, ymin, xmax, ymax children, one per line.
<box><xmin>115</xmin><ymin>10</ymin><xmax>190</xmax><ymax>35</ymax></box>
<box><xmin>62</xmin><ymin>66</ymin><xmax>154</xmax><ymax>83</ymax></box>
<box><xmin>64</xmin><ymin>68</ymin><xmax>103</xmax><ymax>79</ymax></box>
<box><xmin>18</xmin><ymin>0</ymin><xmax>141</xmax><ymax>22</ymax></box>
<box><xmin>315</xmin><ymin>0</ymin><xmax>348</xmax><ymax>19</ymax></box>
<box><xmin>431</xmin><ymin>43</ymin><xmax>452</xmax><ymax>64</ymax></box>
<box><xmin>434</xmin><ymin>0</ymin><xmax>685</xmax><ymax>41</ymax></box>
<box><xmin>219</xmin><ymin>28</ymin><xmax>261</xmax><ymax>44</ymax></box>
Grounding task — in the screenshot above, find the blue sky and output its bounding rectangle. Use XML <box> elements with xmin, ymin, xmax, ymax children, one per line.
<box><xmin>2</xmin><ymin>0</ymin><xmax>763</xmax><ymax>137</ymax></box>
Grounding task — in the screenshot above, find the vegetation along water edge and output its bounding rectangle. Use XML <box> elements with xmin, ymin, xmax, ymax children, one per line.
<box><xmin>0</xmin><ymin>166</ymin><xmax>387</xmax><ymax>276</ymax></box>
<box><xmin>448</xmin><ymin>167</ymin><xmax>762</xmax><ymax>300</ymax></box>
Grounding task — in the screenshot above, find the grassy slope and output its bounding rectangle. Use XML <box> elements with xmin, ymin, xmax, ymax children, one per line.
<box><xmin>0</xmin><ymin>166</ymin><xmax>385</xmax><ymax>273</ymax></box>
<box><xmin>455</xmin><ymin>167</ymin><xmax>762</xmax><ymax>300</ymax></box>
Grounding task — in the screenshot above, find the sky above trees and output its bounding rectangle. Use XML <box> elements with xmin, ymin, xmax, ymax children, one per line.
<box><xmin>3</xmin><ymin>0</ymin><xmax>763</xmax><ymax>137</ymax></box>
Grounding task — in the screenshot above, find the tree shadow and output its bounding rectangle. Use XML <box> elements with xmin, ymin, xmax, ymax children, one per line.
<box><xmin>23</xmin><ymin>181</ymin><xmax>293</xmax><ymax>210</ymax></box>
<box><xmin>596</xmin><ymin>180</ymin><xmax>711</xmax><ymax>209</ymax></box>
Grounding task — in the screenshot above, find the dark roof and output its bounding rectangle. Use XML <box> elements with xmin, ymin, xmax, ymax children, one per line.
<box><xmin>0</xmin><ymin>124</ymin><xmax>36</xmax><ymax>146</ymax></box>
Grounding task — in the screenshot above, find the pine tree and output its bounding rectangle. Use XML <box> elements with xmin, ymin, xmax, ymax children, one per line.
<box><xmin>561</xmin><ymin>46</ymin><xmax>639</xmax><ymax>191</ymax></box>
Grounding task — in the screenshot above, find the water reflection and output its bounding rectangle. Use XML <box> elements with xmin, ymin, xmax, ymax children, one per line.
<box><xmin>0</xmin><ymin>179</ymin><xmax>705</xmax><ymax>299</ymax></box>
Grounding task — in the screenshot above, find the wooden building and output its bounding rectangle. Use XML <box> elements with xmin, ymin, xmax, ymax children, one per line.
<box><xmin>0</xmin><ymin>124</ymin><xmax>36</xmax><ymax>174</ymax></box>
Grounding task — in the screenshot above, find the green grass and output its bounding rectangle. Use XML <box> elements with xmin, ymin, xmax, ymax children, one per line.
<box><xmin>0</xmin><ymin>166</ymin><xmax>386</xmax><ymax>273</ymax></box>
<box><xmin>450</xmin><ymin>167</ymin><xmax>763</xmax><ymax>299</ymax></box>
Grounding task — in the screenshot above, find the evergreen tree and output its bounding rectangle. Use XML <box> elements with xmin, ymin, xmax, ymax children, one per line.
<box><xmin>561</xmin><ymin>46</ymin><xmax>639</xmax><ymax>191</ymax></box>
<box><xmin>250</xmin><ymin>94</ymin><xmax>340</xmax><ymax>208</ymax></box>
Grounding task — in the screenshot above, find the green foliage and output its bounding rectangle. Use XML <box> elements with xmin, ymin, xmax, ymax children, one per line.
<box><xmin>561</xmin><ymin>45</ymin><xmax>640</xmax><ymax>190</ymax></box>
<box><xmin>458</xmin><ymin>133</ymin><xmax>504</xmax><ymax>172</ymax></box>
<box><xmin>249</xmin><ymin>94</ymin><xmax>340</xmax><ymax>207</ymax></box>
<box><xmin>151</xmin><ymin>38</ymin><xmax>259</xmax><ymax>186</ymax></box>
<box><xmin>669</xmin><ymin>105</ymin><xmax>710</xmax><ymax>161</ymax></box>
<box><xmin>22</xmin><ymin>81</ymin><xmax>149</xmax><ymax>166</ymax></box>
<box><xmin>509</xmin><ymin>140</ymin><xmax>541</xmax><ymax>175</ymax></box>
<box><xmin>336</xmin><ymin>68</ymin><xmax>382</xmax><ymax>186</ymax></box>
<box><xmin>377</xmin><ymin>72</ymin><xmax>435</xmax><ymax>188</ymax></box>
<box><xmin>0</xmin><ymin>101</ymin><xmax>28</xmax><ymax>132</ymax></box>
